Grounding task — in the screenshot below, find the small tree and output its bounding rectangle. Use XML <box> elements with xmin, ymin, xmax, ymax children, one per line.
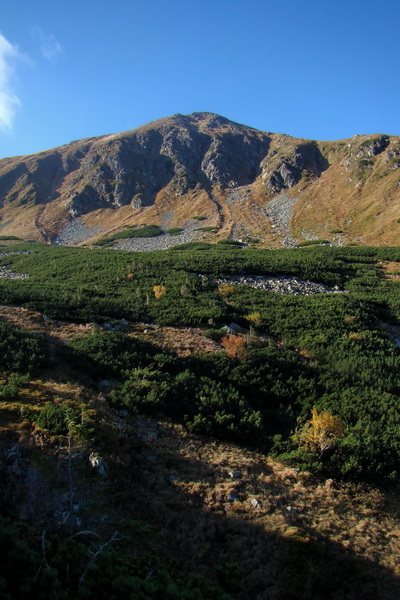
<box><xmin>153</xmin><ymin>285</ymin><xmax>166</xmax><ymax>299</ymax></box>
<box><xmin>221</xmin><ymin>335</ymin><xmax>247</xmax><ymax>358</ymax></box>
<box><xmin>218</xmin><ymin>283</ymin><xmax>236</xmax><ymax>296</ymax></box>
<box><xmin>36</xmin><ymin>403</ymin><xmax>69</xmax><ymax>435</ymax></box>
<box><xmin>296</xmin><ymin>407</ymin><xmax>345</xmax><ymax>458</ymax></box>
<box><xmin>246</xmin><ymin>312</ymin><xmax>263</xmax><ymax>327</ymax></box>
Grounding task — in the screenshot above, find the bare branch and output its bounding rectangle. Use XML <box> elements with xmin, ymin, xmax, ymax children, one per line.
<box><xmin>49</xmin><ymin>530</ymin><xmax>101</xmax><ymax>566</ymax></box>
<box><xmin>79</xmin><ymin>531</ymin><xmax>120</xmax><ymax>588</ymax></box>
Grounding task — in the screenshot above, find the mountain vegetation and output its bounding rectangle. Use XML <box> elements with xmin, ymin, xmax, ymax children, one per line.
<box><xmin>1</xmin><ymin>241</ymin><xmax>400</xmax><ymax>597</ymax></box>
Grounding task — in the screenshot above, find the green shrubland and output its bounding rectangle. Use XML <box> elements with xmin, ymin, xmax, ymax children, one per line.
<box><xmin>2</xmin><ymin>242</ymin><xmax>400</xmax><ymax>597</ymax></box>
<box><xmin>1</xmin><ymin>243</ymin><xmax>400</xmax><ymax>481</ymax></box>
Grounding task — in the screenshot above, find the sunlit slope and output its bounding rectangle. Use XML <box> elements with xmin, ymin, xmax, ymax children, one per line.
<box><xmin>0</xmin><ymin>113</ymin><xmax>399</xmax><ymax>246</ymax></box>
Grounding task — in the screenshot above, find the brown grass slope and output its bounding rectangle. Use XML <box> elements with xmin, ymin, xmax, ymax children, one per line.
<box><xmin>0</xmin><ymin>113</ymin><xmax>399</xmax><ymax>246</ymax></box>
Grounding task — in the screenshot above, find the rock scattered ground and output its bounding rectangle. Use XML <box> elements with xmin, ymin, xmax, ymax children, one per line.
<box><xmin>226</xmin><ymin>188</ymin><xmax>251</xmax><ymax>206</ymax></box>
<box><xmin>46</xmin><ymin>191</ymin><xmax>335</xmax><ymax>251</ymax></box>
<box><xmin>113</xmin><ymin>221</ymin><xmax>202</xmax><ymax>251</ymax></box>
<box><xmin>160</xmin><ymin>209</ymin><xmax>174</xmax><ymax>228</ymax></box>
<box><xmin>0</xmin><ymin>251</ymin><xmax>31</xmax><ymax>279</ymax></box>
<box><xmin>0</xmin><ymin>267</ymin><xmax>29</xmax><ymax>280</ymax></box>
<box><xmin>264</xmin><ymin>193</ymin><xmax>298</xmax><ymax>247</ymax></box>
<box><xmin>214</xmin><ymin>274</ymin><xmax>343</xmax><ymax>295</ymax></box>
<box><xmin>0</xmin><ymin>251</ymin><xmax>32</xmax><ymax>257</ymax></box>
<box><xmin>53</xmin><ymin>217</ymin><xmax>205</xmax><ymax>251</ymax></box>
<box><xmin>53</xmin><ymin>218</ymin><xmax>103</xmax><ymax>245</ymax></box>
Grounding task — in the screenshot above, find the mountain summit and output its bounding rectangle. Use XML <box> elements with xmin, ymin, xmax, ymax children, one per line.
<box><xmin>0</xmin><ymin>113</ymin><xmax>399</xmax><ymax>246</ymax></box>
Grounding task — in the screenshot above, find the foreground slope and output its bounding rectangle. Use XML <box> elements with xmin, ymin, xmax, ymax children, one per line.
<box><xmin>0</xmin><ymin>113</ymin><xmax>399</xmax><ymax>246</ymax></box>
<box><xmin>1</xmin><ymin>301</ymin><xmax>400</xmax><ymax>599</ymax></box>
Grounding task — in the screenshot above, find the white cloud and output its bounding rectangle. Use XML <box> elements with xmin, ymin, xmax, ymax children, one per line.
<box><xmin>32</xmin><ymin>27</ymin><xmax>62</xmax><ymax>62</ymax></box>
<box><xmin>0</xmin><ymin>33</ymin><xmax>21</xmax><ymax>132</ymax></box>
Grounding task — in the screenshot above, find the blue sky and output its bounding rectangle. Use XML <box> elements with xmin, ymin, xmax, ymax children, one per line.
<box><xmin>0</xmin><ymin>0</ymin><xmax>399</xmax><ymax>158</ymax></box>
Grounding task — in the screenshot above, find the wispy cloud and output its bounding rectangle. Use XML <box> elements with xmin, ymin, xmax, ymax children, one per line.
<box><xmin>32</xmin><ymin>27</ymin><xmax>62</xmax><ymax>62</ymax></box>
<box><xmin>0</xmin><ymin>33</ymin><xmax>21</xmax><ymax>132</ymax></box>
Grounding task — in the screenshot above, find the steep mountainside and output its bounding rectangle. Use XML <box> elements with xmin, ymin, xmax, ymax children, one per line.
<box><xmin>0</xmin><ymin>112</ymin><xmax>399</xmax><ymax>246</ymax></box>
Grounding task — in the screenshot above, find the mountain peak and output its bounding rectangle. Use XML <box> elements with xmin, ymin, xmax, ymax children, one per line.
<box><xmin>0</xmin><ymin>114</ymin><xmax>399</xmax><ymax>247</ymax></box>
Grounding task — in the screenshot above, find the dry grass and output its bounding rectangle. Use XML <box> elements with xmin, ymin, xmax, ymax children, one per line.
<box><xmin>0</xmin><ymin>305</ymin><xmax>222</xmax><ymax>355</ymax></box>
<box><xmin>379</xmin><ymin>261</ymin><xmax>400</xmax><ymax>280</ymax></box>
<box><xmin>129</xmin><ymin>322</ymin><xmax>222</xmax><ymax>356</ymax></box>
<box><xmin>0</xmin><ymin>305</ymin><xmax>93</xmax><ymax>340</ymax></box>
<box><xmin>2</xmin><ymin>361</ymin><xmax>400</xmax><ymax>597</ymax></box>
<box><xmin>123</xmin><ymin>420</ymin><xmax>400</xmax><ymax>599</ymax></box>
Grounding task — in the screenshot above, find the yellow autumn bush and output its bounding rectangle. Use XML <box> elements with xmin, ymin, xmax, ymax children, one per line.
<box><xmin>153</xmin><ymin>285</ymin><xmax>167</xmax><ymax>299</ymax></box>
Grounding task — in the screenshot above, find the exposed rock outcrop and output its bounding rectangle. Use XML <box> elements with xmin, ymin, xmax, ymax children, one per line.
<box><xmin>61</xmin><ymin>114</ymin><xmax>271</xmax><ymax>217</ymax></box>
<box><xmin>263</xmin><ymin>142</ymin><xmax>329</xmax><ymax>192</ymax></box>
<box><xmin>0</xmin><ymin>113</ymin><xmax>400</xmax><ymax>246</ymax></box>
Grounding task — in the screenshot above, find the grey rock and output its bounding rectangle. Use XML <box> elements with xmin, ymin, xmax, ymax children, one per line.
<box><xmin>60</xmin><ymin>511</ymin><xmax>71</xmax><ymax>524</ymax></box>
<box><xmin>359</xmin><ymin>135</ymin><xmax>390</xmax><ymax>158</ymax></box>
<box><xmin>112</xmin><ymin>221</ymin><xmax>203</xmax><ymax>252</ymax></box>
<box><xmin>53</xmin><ymin>217</ymin><xmax>103</xmax><ymax>245</ymax></box>
<box><xmin>1</xmin><ymin>114</ymin><xmax>273</xmax><ymax>224</ymax></box>
<box><xmin>88</xmin><ymin>453</ymin><xmax>108</xmax><ymax>477</ymax></box>
<box><xmin>264</xmin><ymin>193</ymin><xmax>298</xmax><ymax>247</ymax></box>
<box><xmin>227</xmin><ymin>492</ymin><xmax>239</xmax><ymax>502</ymax></box>
<box><xmin>0</xmin><ymin>254</ymin><xmax>30</xmax><ymax>280</ymax></box>
<box><xmin>0</xmin><ymin>266</ymin><xmax>29</xmax><ymax>280</ymax></box>
<box><xmin>201</xmin><ymin>130</ymin><xmax>270</xmax><ymax>187</ymax></box>
<box><xmin>214</xmin><ymin>274</ymin><xmax>343</xmax><ymax>296</ymax></box>
<box><xmin>263</xmin><ymin>142</ymin><xmax>328</xmax><ymax>193</ymax></box>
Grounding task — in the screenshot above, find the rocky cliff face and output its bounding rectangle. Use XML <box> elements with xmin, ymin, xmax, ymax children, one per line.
<box><xmin>65</xmin><ymin>113</ymin><xmax>272</xmax><ymax>216</ymax></box>
<box><xmin>260</xmin><ymin>140</ymin><xmax>329</xmax><ymax>192</ymax></box>
<box><xmin>0</xmin><ymin>113</ymin><xmax>400</xmax><ymax>246</ymax></box>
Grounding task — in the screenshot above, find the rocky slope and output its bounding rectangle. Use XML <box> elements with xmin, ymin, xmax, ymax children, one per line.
<box><xmin>0</xmin><ymin>112</ymin><xmax>399</xmax><ymax>246</ymax></box>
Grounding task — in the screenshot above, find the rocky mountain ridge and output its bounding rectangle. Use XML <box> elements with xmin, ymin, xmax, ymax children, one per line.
<box><xmin>0</xmin><ymin>112</ymin><xmax>399</xmax><ymax>247</ymax></box>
